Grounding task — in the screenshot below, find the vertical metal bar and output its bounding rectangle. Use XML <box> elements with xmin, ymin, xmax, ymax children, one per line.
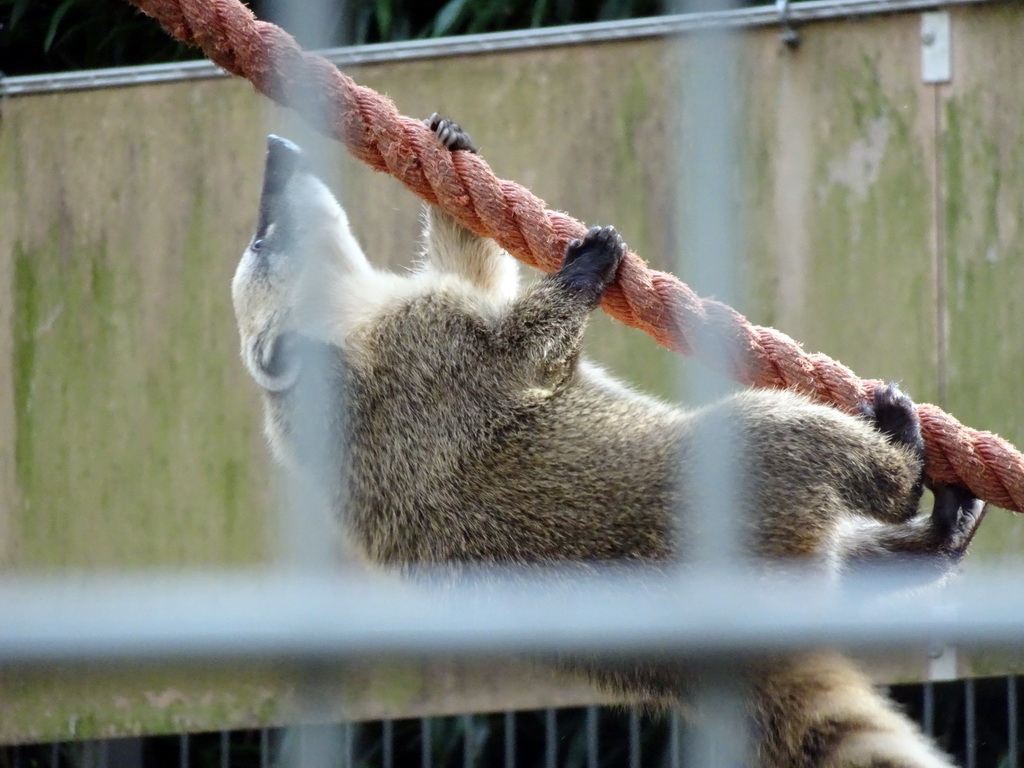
<box><xmin>344</xmin><ymin>722</ymin><xmax>354</xmax><ymax>767</ymax></box>
<box><xmin>267</xmin><ymin>0</ymin><xmax>346</xmax><ymax>575</ymax></box>
<box><xmin>931</xmin><ymin>73</ymin><xmax>949</xmax><ymax>406</ymax></box>
<box><xmin>383</xmin><ymin>720</ymin><xmax>394</xmax><ymax>768</ymax></box>
<box><xmin>674</xmin><ymin>5</ymin><xmax>745</xmax><ymax>565</ymax></box>
<box><xmin>80</xmin><ymin>741</ymin><xmax>96</xmax><ymax>768</ymax></box>
<box><xmin>684</xmin><ymin>679</ymin><xmax>750</xmax><ymax>768</ymax></box>
<box><xmin>278</xmin><ymin>724</ymin><xmax>347</xmax><ymax>768</ymax></box>
<box><xmin>1008</xmin><ymin>676</ymin><xmax>1018</xmax><ymax>768</ymax></box>
<box><xmin>51</xmin><ymin>742</ymin><xmax>60</xmax><ymax>768</ymax></box>
<box><xmin>586</xmin><ymin>706</ymin><xmax>598</xmax><ymax>768</ymax></box>
<box><xmin>260</xmin><ymin>729</ymin><xmax>270</xmax><ymax>768</ymax></box>
<box><xmin>421</xmin><ymin>717</ymin><xmax>432</xmax><ymax>768</ymax></box>
<box><xmin>629</xmin><ymin>707</ymin><xmax>641</xmax><ymax>768</ymax></box>
<box><xmin>221</xmin><ymin>730</ymin><xmax>230</xmax><ymax>768</ymax></box>
<box><xmin>669</xmin><ymin>710</ymin><xmax>682</xmax><ymax>768</ymax></box>
<box><xmin>923</xmin><ymin>682</ymin><xmax>935</xmax><ymax>736</ymax></box>
<box><xmin>462</xmin><ymin>714</ymin><xmax>474</xmax><ymax>768</ymax></box>
<box><xmin>674</xmin><ymin>2</ymin><xmax>748</xmax><ymax>763</ymax></box>
<box><xmin>503</xmin><ymin>711</ymin><xmax>515</xmax><ymax>768</ymax></box>
<box><xmin>268</xmin><ymin>1</ymin><xmax>349</xmax><ymax>764</ymax></box>
<box><xmin>964</xmin><ymin>678</ymin><xmax>976</xmax><ymax>768</ymax></box>
<box><xmin>180</xmin><ymin>733</ymin><xmax>190</xmax><ymax>768</ymax></box>
<box><xmin>544</xmin><ymin>709</ymin><xmax>557</xmax><ymax>768</ymax></box>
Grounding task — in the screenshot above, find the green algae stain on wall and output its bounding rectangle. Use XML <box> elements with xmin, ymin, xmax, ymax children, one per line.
<box><xmin>940</xmin><ymin>86</ymin><xmax>1024</xmax><ymax>558</ymax></box>
<box><xmin>6</xmin><ymin>89</ymin><xmax>272</xmax><ymax>569</ymax></box>
<box><xmin>12</xmin><ymin>246</ymin><xmax>37</xmax><ymax>512</ymax></box>
<box><xmin>801</xmin><ymin>51</ymin><xmax>937</xmax><ymax>397</ymax></box>
<box><xmin>11</xmin><ymin>232</ymin><xmax>133</xmax><ymax>566</ymax></box>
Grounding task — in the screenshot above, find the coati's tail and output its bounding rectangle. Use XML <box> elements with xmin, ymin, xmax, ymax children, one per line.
<box><xmin>755</xmin><ymin>653</ymin><xmax>955</xmax><ymax>768</ymax></box>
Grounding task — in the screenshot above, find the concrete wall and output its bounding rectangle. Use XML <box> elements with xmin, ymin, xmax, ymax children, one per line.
<box><xmin>2</xmin><ymin>2</ymin><xmax>1023</xmax><ymax>742</ymax></box>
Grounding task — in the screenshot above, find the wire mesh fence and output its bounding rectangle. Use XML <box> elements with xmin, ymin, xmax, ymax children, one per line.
<box><xmin>2</xmin><ymin>677</ymin><xmax>1020</xmax><ymax>768</ymax></box>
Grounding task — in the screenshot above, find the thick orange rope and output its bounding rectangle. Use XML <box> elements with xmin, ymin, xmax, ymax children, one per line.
<box><xmin>126</xmin><ymin>0</ymin><xmax>1024</xmax><ymax>513</ymax></box>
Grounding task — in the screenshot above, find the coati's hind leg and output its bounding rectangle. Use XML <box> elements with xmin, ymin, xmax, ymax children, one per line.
<box><xmin>495</xmin><ymin>226</ymin><xmax>624</xmax><ymax>390</ymax></box>
<box><xmin>839</xmin><ymin>383</ymin><xmax>986</xmax><ymax>573</ymax></box>
<box><xmin>842</xmin><ymin>487</ymin><xmax>985</xmax><ymax>568</ymax></box>
<box><xmin>929</xmin><ymin>483</ymin><xmax>987</xmax><ymax>559</ymax></box>
<box><xmin>419</xmin><ymin>114</ymin><xmax>519</xmax><ymax>301</ymax></box>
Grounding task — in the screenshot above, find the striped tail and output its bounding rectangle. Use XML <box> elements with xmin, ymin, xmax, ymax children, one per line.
<box><xmin>754</xmin><ymin>652</ymin><xmax>955</xmax><ymax>768</ymax></box>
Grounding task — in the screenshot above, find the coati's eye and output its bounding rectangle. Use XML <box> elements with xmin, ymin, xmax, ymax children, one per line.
<box><xmin>251</xmin><ymin>238</ymin><xmax>265</xmax><ymax>252</ymax></box>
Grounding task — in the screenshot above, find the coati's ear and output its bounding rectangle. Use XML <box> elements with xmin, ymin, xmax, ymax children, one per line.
<box><xmin>247</xmin><ymin>329</ymin><xmax>301</xmax><ymax>393</ymax></box>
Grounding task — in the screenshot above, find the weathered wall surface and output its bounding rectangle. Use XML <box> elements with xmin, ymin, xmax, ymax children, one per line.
<box><xmin>2</xmin><ymin>1</ymin><xmax>1023</xmax><ymax>742</ymax></box>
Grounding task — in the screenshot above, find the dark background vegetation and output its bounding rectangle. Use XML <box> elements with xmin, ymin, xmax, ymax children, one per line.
<box><xmin>1</xmin><ymin>0</ymin><xmax>669</xmax><ymax>76</ymax></box>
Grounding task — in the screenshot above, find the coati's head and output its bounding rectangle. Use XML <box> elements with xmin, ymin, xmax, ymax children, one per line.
<box><xmin>231</xmin><ymin>135</ymin><xmax>355</xmax><ymax>392</ymax></box>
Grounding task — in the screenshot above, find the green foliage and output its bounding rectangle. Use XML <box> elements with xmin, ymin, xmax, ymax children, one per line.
<box><xmin>0</xmin><ymin>0</ymin><xmax>198</xmax><ymax>75</ymax></box>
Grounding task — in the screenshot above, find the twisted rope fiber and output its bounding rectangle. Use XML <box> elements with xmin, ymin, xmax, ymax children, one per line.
<box><xmin>127</xmin><ymin>0</ymin><xmax>1024</xmax><ymax>513</ymax></box>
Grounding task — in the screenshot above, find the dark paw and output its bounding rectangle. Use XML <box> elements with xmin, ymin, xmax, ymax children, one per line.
<box><xmin>931</xmin><ymin>484</ymin><xmax>987</xmax><ymax>559</ymax></box>
<box><xmin>861</xmin><ymin>383</ymin><xmax>924</xmax><ymax>461</ymax></box>
<box><xmin>556</xmin><ymin>226</ymin><xmax>625</xmax><ymax>303</ymax></box>
<box><xmin>426</xmin><ymin>113</ymin><xmax>478</xmax><ymax>154</ymax></box>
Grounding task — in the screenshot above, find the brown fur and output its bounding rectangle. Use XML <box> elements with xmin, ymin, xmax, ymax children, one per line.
<box><xmin>231</xmin><ymin>124</ymin><xmax>982</xmax><ymax>767</ymax></box>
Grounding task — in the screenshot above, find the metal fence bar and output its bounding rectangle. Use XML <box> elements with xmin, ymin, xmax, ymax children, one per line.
<box><xmin>382</xmin><ymin>720</ymin><xmax>394</xmax><ymax>768</ymax></box>
<box><xmin>669</xmin><ymin>711</ymin><xmax>682</xmax><ymax>768</ymax></box>
<box><xmin>503</xmin><ymin>712</ymin><xmax>515</xmax><ymax>768</ymax></box>
<box><xmin>586</xmin><ymin>706</ymin><xmax>599</xmax><ymax>768</ymax></box>
<box><xmin>6</xmin><ymin>569</ymin><xmax>1024</xmax><ymax>663</ymax></box>
<box><xmin>544</xmin><ymin>709</ymin><xmax>556</xmax><ymax>768</ymax></box>
<box><xmin>629</xmin><ymin>708</ymin><xmax>641</xmax><ymax>768</ymax></box>
<box><xmin>180</xmin><ymin>734</ymin><xmax>190</xmax><ymax>768</ymax></box>
<box><xmin>1009</xmin><ymin>677</ymin><xmax>1018</xmax><ymax>767</ymax></box>
<box><xmin>461</xmin><ymin>715</ymin><xmax>473</xmax><ymax>768</ymax></box>
<box><xmin>8</xmin><ymin>568</ymin><xmax>1024</xmax><ymax>662</ymax></box>
<box><xmin>220</xmin><ymin>730</ymin><xmax>230</xmax><ymax>768</ymax></box>
<box><xmin>964</xmin><ymin>678</ymin><xmax>976</xmax><ymax>768</ymax></box>
<box><xmin>675</xmin><ymin>0</ymin><xmax>750</xmax><ymax>759</ymax></box>
<box><xmin>923</xmin><ymin>683</ymin><xmax>935</xmax><ymax>737</ymax></box>
<box><xmin>421</xmin><ymin>717</ymin><xmax>432</xmax><ymax>768</ymax></box>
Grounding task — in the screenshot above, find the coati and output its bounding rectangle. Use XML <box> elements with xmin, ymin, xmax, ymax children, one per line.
<box><xmin>231</xmin><ymin>114</ymin><xmax>985</xmax><ymax>767</ymax></box>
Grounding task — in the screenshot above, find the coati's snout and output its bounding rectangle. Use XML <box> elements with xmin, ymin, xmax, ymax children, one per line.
<box><xmin>231</xmin><ymin>135</ymin><xmax>312</xmax><ymax>393</ymax></box>
<box><xmin>232</xmin><ymin>135</ymin><xmax>367</xmax><ymax>393</ymax></box>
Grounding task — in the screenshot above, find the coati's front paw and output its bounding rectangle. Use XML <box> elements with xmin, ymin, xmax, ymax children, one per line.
<box><xmin>556</xmin><ymin>226</ymin><xmax>625</xmax><ymax>304</ymax></box>
<box><xmin>426</xmin><ymin>113</ymin><xmax>478</xmax><ymax>154</ymax></box>
<box><xmin>861</xmin><ymin>383</ymin><xmax>925</xmax><ymax>462</ymax></box>
<box><xmin>931</xmin><ymin>485</ymin><xmax>987</xmax><ymax>559</ymax></box>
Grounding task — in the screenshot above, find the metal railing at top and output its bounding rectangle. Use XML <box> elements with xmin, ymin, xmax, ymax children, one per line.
<box><xmin>0</xmin><ymin>0</ymin><xmax>997</xmax><ymax>97</ymax></box>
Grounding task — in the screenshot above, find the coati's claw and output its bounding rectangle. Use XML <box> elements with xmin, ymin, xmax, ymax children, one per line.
<box><xmin>932</xmin><ymin>485</ymin><xmax>987</xmax><ymax>559</ymax></box>
<box><xmin>556</xmin><ymin>226</ymin><xmax>625</xmax><ymax>304</ymax></box>
<box><xmin>861</xmin><ymin>383</ymin><xmax>925</xmax><ymax>461</ymax></box>
<box><xmin>426</xmin><ymin>113</ymin><xmax>479</xmax><ymax>154</ymax></box>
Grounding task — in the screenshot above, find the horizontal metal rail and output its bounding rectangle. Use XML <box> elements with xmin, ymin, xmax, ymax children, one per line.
<box><xmin>0</xmin><ymin>0</ymin><xmax>997</xmax><ymax>97</ymax></box>
<box><xmin>0</xmin><ymin>564</ymin><xmax>1021</xmax><ymax>665</ymax></box>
